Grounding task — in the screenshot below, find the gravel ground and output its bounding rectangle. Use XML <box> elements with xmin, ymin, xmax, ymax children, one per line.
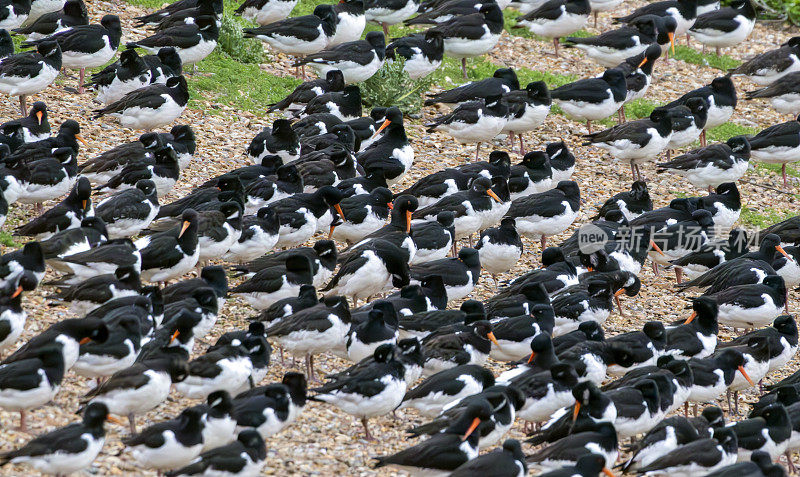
<box><xmin>1</xmin><ymin>0</ymin><xmax>800</xmax><ymax>475</ymax></box>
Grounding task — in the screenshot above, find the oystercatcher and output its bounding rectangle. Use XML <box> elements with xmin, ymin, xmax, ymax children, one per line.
<box><xmin>128</xmin><ymin>15</ymin><xmax>218</xmax><ymax>68</ymax></box>
<box><xmin>267</xmin><ymin>69</ymin><xmax>344</xmax><ymax>114</ymax></box>
<box><xmin>614</xmin><ymin>0</ymin><xmax>698</xmax><ymax>39</ymax></box>
<box><xmin>296</xmin><ymin>31</ymin><xmax>384</xmax><ymax>83</ymax></box>
<box><xmin>425</xmin><ymin>94</ymin><xmax>508</xmax><ymax>159</ymax></box>
<box><xmin>123</xmin><ymin>408</ymin><xmax>205</xmax><ymax>472</ymax></box>
<box><xmin>564</xmin><ymin>16</ymin><xmax>658</xmax><ymax>67</ymax></box>
<box><xmin>0</xmin><ymin>39</ymin><xmax>60</xmax><ymax>115</ymax></box>
<box><xmin>506</xmin><ymin>180</ymin><xmax>580</xmax><ymax>250</ymax></box>
<box><xmin>93</xmin><ymin>76</ymin><xmax>189</xmax><ymax>130</ymax></box>
<box><xmin>748</xmin><ymin>115</ymin><xmax>800</xmax><ymax>188</ymax></box>
<box><xmin>84</xmin><ymin>49</ymin><xmax>151</xmax><ymax>104</ymax></box>
<box><xmin>14</xmin><ymin>175</ymin><xmax>91</xmax><ymax>240</ymax></box>
<box><xmin>729</xmin><ymin>36</ymin><xmax>800</xmax><ymax>85</ymax></box>
<box><xmin>164</xmin><ymin>429</ymin><xmax>266</xmax><ymax>477</ymax></box>
<box><xmin>550</xmin><ymin>69</ymin><xmax>627</xmax><ymax>132</ymax></box>
<box><xmin>424</xmin><ymin>67</ymin><xmax>519</xmax><ymax>106</ymax></box>
<box><xmin>689</xmin><ymin>0</ymin><xmax>756</xmax><ymax>55</ymax></box>
<box><xmin>663</xmin><ymin>76</ymin><xmax>737</xmax><ymax>146</ymax></box>
<box><xmin>12</xmin><ymin>0</ymin><xmax>87</xmax><ymax>41</ymax></box>
<box><xmin>657</xmin><ymin>135</ymin><xmax>750</xmax><ymax>191</ymax></box>
<box><xmin>502</xmin><ymin>81</ymin><xmax>551</xmax><ymax>154</ymax></box>
<box><xmin>385</xmin><ymin>30</ymin><xmax>444</xmax><ymax>79</ymax></box>
<box><xmin>235</xmin><ymin>0</ymin><xmax>298</xmax><ymax>26</ymax></box>
<box><xmin>636</xmin><ymin>428</ymin><xmax>739</xmax><ymax>475</ymax></box>
<box><xmin>514</xmin><ymin>0</ymin><xmax>591</xmax><ymax>56</ymax></box>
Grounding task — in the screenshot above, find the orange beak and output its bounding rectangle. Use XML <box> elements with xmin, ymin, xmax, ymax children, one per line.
<box><xmin>527</xmin><ymin>351</ymin><xmax>537</xmax><ymax>364</ymax></box>
<box><xmin>11</xmin><ymin>285</ymin><xmax>22</xmax><ymax>298</ymax></box>
<box><xmin>461</xmin><ymin>417</ymin><xmax>481</xmax><ymax>441</ymax></box>
<box><xmin>328</xmin><ymin>225</ymin><xmax>336</xmax><ymax>239</ymax></box>
<box><xmin>638</xmin><ymin>57</ymin><xmax>647</xmax><ymax>68</ymax></box>
<box><xmin>650</xmin><ymin>240</ymin><xmax>665</xmax><ymax>256</ymax></box>
<box><xmin>587</xmin><ymin>266</ymin><xmax>594</xmax><ymax>272</ymax></box>
<box><xmin>387</xmin><ymin>202</ymin><xmax>393</xmax><ymax>210</ymax></box>
<box><xmin>668</xmin><ymin>31</ymin><xmax>675</xmax><ymax>54</ymax></box>
<box><xmin>405</xmin><ymin>210</ymin><xmax>412</xmax><ymax>234</ymax></box>
<box><xmin>107</xmin><ymin>415</ymin><xmax>125</xmax><ymax>425</ymax></box>
<box><xmin>76</xmin><ymin>134</ymin><xmax>88</xmax><ymax>146</ymax></box>
<box><xmin>603</xmin><ymin>468</ymin><xmax>616</xmax><ymax>477</ymax></box>
<box><xmin>684</xmin><ymin>310</ymin><xmax>697</xmax><ymax>324</ymax></box>
<box><xmin>79</xmin><ymin>337</ymin><xmax>91</xmax><ymax>345</ymax></box>
<box><xmin>82</xmin><ymin>199</ymin><xmax>87</xmax><ymax>210</ymax></box>
<box><xmin>614</xmin><ymin>288</ymin><xmax>625</xmax><ymax>297</ymax></box>
<box><xmin>170</xmin><ymin>330</ymin><xmax>180</xmax><ymax>344</ymax></box>
<box><xmin>572</xmin><ymin>402</ymin><xmax>580</xmax><ymax>422</ymax></box>
<box><xmin>486</xmin><ymin>189</ymin><xmax>503</xmax><ymax>203</ymax></box>
<box><xmin>179</xmin><ymin>220</ymin><xmax>190</xmax><ymax>238</ymax></box>
<box><xmin>35</xmin><ymin>110</ymin><xmax>42</xmax><ymax>125</ymax></box>
<box><xmin>776</xmin><ymin>245</ymin><xmax>793</xmax><ymax>260</ymax></box>
<box><xmin>334</xmin><ymin>203</ymin><xmax>345</xmax><ymax>220</ymax></box>
<box><xmin>486</xmin><ymin>331</ymin><xmax>499</xmax><ymax>346</ymax></box>
<box><xmin>738</xmin><ymin>365</ymin><xmax>755</xmax><ymax>386</ymax></box>
<box><xmin>370</xmin><ymin>119</ymin><xmax>390</xmax><ymax>140</ymax></box>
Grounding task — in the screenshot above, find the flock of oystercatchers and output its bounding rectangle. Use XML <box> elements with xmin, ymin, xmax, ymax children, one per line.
<box><xmin>0</xmin><ymin>0</ymin><xmax>798</xmax><ymax>475</ymax></box>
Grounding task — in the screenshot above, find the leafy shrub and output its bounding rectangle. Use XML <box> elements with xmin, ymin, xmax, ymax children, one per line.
<box><xmin>218</xmin><ymin>14</ymin><xmax>266</xmax><ymax>64</ymax></box>
<box><xmin>360</xmin><ymin>58</ymin><xmax>435</xmax><ymax>114</ymax></box>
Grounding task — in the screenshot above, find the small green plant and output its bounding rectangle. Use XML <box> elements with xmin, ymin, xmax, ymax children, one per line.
<box><xmin>672</xmin><ymin>45</ymin><xmax>741</xmax><ymax>71</ymax></box>
<box><xmin>218</xmin><ymin>14</ymin><xmax>266</xmax><ymax>64</ymax></box>
<box><xmin>360</xmin><ymin>58</ymin><xmax>435</xmax><ymax>114</ymax></box>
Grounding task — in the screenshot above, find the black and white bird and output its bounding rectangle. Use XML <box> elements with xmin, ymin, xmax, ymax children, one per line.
<box><xmin>267</xmin><ymin>69</ymin><xmax>345</xmax><ymax>114</ymax></box>
<box><xmin>424</xmin><ymin>2</ymin><xmax>504</xmax><ymax>78</ymax></box>
<box><xmin>424</xmin><ymin>67</ymin><xmax>519</xmax><ymax>107</ymax></box>
<box><xmin>93</xmin><ymin>76</ymin><xmax>189</xmax><ymax>130</ymax></box>
<box><xmin>296</xmin><ymin>31</ymin><xmax>384</xmax><ymax>84</ymax></box>
<box><xmin>22</xmin><ymin>14</ymin><xmax>121</xmax><ymax>94</ymax></box>
<box><xmin>664</xmin><ymin>76</ymin><xmax>737</xmax><ymax>146</ymax></box>
<box><xmin>614</xmin><ymin>0</ymin><xmax>698</xmax><ymax>38</ymax></box>
<box><xmin>514</xmin><ymin>0</ymin><xmax>591</xmax><ymax>56</ymax></box>
<box><xmin>230</xmin><ymin>253</ymin><xmax>313</xmax><ymax>310</ymax></box>
<box><xmin>564</xmin><ymin>16</ymin><xmax>660</xmax><ymax>67</ymax></box>
<box><xmin>584</xmin><ymin>107</ymin><xmax>674</xmax><ymax>180</ymax></box>
<box><xmin>14</xmin><ymin>175</ymin><xmax>92</xmax><ymax>240</ymax></box>
<box><xmin>122</xmin><ymin>407</ymin><xmax>205</xmax><ymax>473</ymax></box>
<box><xmin>399</xmin><ymin>363</ymin><xmax>495</xmax><ymax>417</ymax></box>
<box><xmin>127</xmin><ymin>15</ymin><xmax>219</xmax><ymax>67</ymax></box>
<box><xmin>476</xmin><ymin>217</ymin><xmax>523</xmax><ymax>285</ymax></box>
<box><xmin>164</xmin><ymin>429</ymin><xmax>267</xmax><ymax>477</ymax></box>
<box><xmin>143</xmin><ymin>46</ymin><xmax>183</xmax><ymax>83</ymax></box>
<box><xmin>385</xmin><ymin>30</ymin><xmax>444</xmax><ymax>79</ymax></box>
<box><xmin>0</xmin><ymin>345</ymin><xmax>64</xmax><ymax>431</ymax></box>
<box><xmin>689</xmin><ymin>0</ymin><xmax>756</xmax><ymax>55</ymax></box>
<box><xmin>235</xmin><ymin>0</ymin><xmax>298</xmax><ymax>26</ymax></box>
<box><xmin>374</xmin><ymin>401</ymin><xmax>490</xmax><ymax>474</ymax></box>
<box><xmin>506</xmin><ymin>180</ymin><xmax>580</xmax><ymax>250</ymax></box>
<box><xmin>410</xmin><ymin>247</ymin><xmax>481</xmax><ymax>302</ymax></box>
<box><xmin>729</xmin><ymin>36</ymin><xmax>800</xmax><ymax>85</ymax></box>
<box><xmin>365</xmin><ymin>0</ymin><xmax>421</xmax><ymax>37</ymax></box>
<box><xmin>300</xmin><ymin>84</ymin><xmax>362</xmax><ymax>121</ymax></box>
<box><xmin>0</xmin><ymin>402</ymin><xmax>116</xmax><ymax>476</ymax></box>
<box><xmin>748</xmin><ymin>115</ymin><xmax>800</xmax><ymax>188</ymax></box>
<box><xmin>0</xmin><ymin>0</ymin><xmax>31</xmax><ymax>31</ymax></box>
<box><xmin>135</xmin><ymin>208</ymin><xmax>198</xmax><ymax>284</ymax></box>
<box><xmin>12</xmin><ymin>0</ymin><xmax>88</xmax><ymax>41</ymax></box>
<box><xmin>243</xmin><ymin>4</ymin><xmax>337</xmax><ymax>76</ymax></box>
<box><xmin>450</xmin><ymin>439</ymin><xmax>527</xmax><ymax>477</ymax></box>
<box><xmin>95</xmin><ymin>179</ymin><xmax>160</xmax><ymax>239</ymax></box>
<box><xmin>636</xmin><ymin>428</ymin><xmax>739</xmax><ymax>475</ymax></box>
<box><xmin>0</xmin><ymin>241</ymin><xmax>44</xmax><ymax>289</ymax></box>
<box><xmin>324</xmin><ymin>239</ymin><xmax>410</xmax><ymax>303</ymax></box>
<box><xmin>84</xmin><ymin>48</ymin><xmax>151</xmax><ymax>104</ymax></box>
<box><xmin>81</xmin><ymin>356</ymin><xmax>189</xmax><ymax>433</ymax></box>
<box><xmin>657</xmin><ymin>135</ymin><xmax>750</xmax><ymax>191</ymax></box>
<box><xmin>312</xmin><ymin>343</ymin><xmax>406</xmax><ymax>440</ymax></box>
<box><xmin>0</xmin><ymin>100</ymin><xmax>50</xmax><ymax>145</ymax></box>
<box><xmin>246</xmin><ymin>119</ymin><xmax>300</xmax><ymax>163</ymax></box>
<box><xmin>549</xmin><ymin>69</ymin><xmax>627</xmax><ymax>133</ymax></box>
<box><xmin>0</xmin><ymin>39</ymin><xmax>60</xmax><ymax>115</ymax></box>
<box><xmin>0</xmin><ymin>272</ymin><xmax>36</xmax><ymax>355</ymax></box>
<box><xmin>425</xmin><ymin>94</ymin><xmax>508</xmax><ymax>160</ymax></box>
<box><xmin>502</xmin><ymin>81</ymin><xmax>551</xmax><ymax>154</ymax></box>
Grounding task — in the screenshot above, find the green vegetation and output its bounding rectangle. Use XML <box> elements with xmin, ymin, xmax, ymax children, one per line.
<box><xmin>218</xmin><ymin>13</ymin><xmax>266</xmax><ymax>63</ymax></box>
<box><xmin>361</xmin><ymin>59</ymin><xmax>435</xmax><ymax>114</ymax></box>
<box><xmin>0</xmin><ymin>232</ymin><xmax>17</xmax><ymax>248</ymax></box>
<box><xmin>760</xmin><ymin>0</ymin><xmax>800</xmax><ymax>25</ymax></box>
<box><xmin>671</xmin><ymin>45</ymin><xmax>741</xmax><ymax>71</ymax></box>
<box><xmin>192</xmin><ymin>52</ymin><xmax>301</xmax><ymax>113</ymax></box>
<box><xmin>739</xmin><ymin>205</ymin><xmax>794</xmax><ymax>227</ymax></box>
<box><xmin>703</xmin><ymin>122</ymin><xmax>757</xmax><ymax>144</ymax></box>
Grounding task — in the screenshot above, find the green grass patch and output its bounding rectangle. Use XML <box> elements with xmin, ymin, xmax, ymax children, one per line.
<box><xmin>0</xmin><ymin>232</ymin><xmax>17</xmax><ymax>248</ymax></box>
<box><xmin>757</xmin><ymin>162</ymin><xmax>800</xmax><ymax>179</ymax></box>
<box><xmin>191</xmin><ymin>52</ymin><xmax>301</xmax><ymax>113</ymax></box>
<box><xmin>703</xmin><ymin>122</ymin><xmax>757</xmax><ymax>144</ymax></box>
<box><xmin>672</xmin><ymin>45</ymin><xmax>741</xmax><ymax>71</ymax></box>
<box><xmin>739</xmin><ymin>205</ymin><xmax>794</xmax><ymax>228</ymax></box>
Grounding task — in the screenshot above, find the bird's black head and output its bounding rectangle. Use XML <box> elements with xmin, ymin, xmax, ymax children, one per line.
<box><xmin>521</xmin><ymin>150</ymin><xmax>548</xmax><ymax>169</ymax></box>
<box><xmin>493</xmin><ymin>67</ymin><xmax>519</xmax><ymax>88</ymax></box>
<box><xmin>762</xmin><ymin>275</ymin><xmax>786</xmax><ymax>295</ymax></box>
<box><xmin>0</xmin><ymin>27</ymin><xmax>11</xmax><ymax>58</ymax></box>
<box><xmin>457</xmin><ymin>247</ymin><xmax>480</xmax><ymax>269</ymax></box>
<box><xmin>663</xmin><ymin>359</ymin><xmax>693</xmax><ymax>385</ymax></box>
<box><xmin>135</xmin><ymin>179</ymin><xmax>157</xmax><ymax>198</ymax></box>
<box><xmin>82</xmin><ymin>402</ymin><xmax>112</xmax><ymax>430</ymax></box>
<box><xmin>119</xmin><ymin>49</ymin><xmax>142</xmax><ymax>69</ymax></box>
<box><xmin>365</xmin><ymin>30</ymin><xmax>385</xmax><ymax>50</ymax></box>
<box><xmin>200</xmin><ymin>265</ymin><xmax>227</xmax><ymax>296</ymax></box>
<box><xmin>207</xmin><ymin>390</ymin><xmax>233</xmax><ymax>414</ymax></box>
<box><xmin>158</xmin><ymin>47</ymin><xmax>183</xmax><ymax>75</ymax></box>
<box><xmin>166</xmin><ymin>75</ymin><xmax>188</xmax><ymax>93</ymax></box>
<box><xmin>541</xmin><ymin>246</ymin><xmax>566</xmax><ymax>266</ymax></box>
<box><xmin>80</xmin><ymin>216</ymin><xmax>108</xmax><ymax>238</ymax></box>
<box><xmin>572</xmin><ymin>381</ymin><xmax>601</xmax><ymax>405</ymax></box>
<box><xmin>192</xmin><ymin>287</ymin><xmax>219</xmax><ymax>312</ymax></box>
<box><xmin>701</xmin><ymin>405</ymin><xmax>725</xmax><ymax>427</ymax></box>
<box><xmin>37</xmin><ymin>39</ymin><xmax>61</xmax><ymax>62</ymax></box>
<box><xmin>688</xmin><ymin>296</ymin><xmax>719</xmax><ymax>333</ymax></box>
<box><xmin>325</xmin><ymin>69</ymin><xmax>345</xmax><ymax>90</ymax></box>
<box><xmin>524</xmin><ymin>81</ymin><xmax>550</xmax><ymax>103</ymax></box>
<box><xmin>101</xmin><ymin>15</ymin><xmax>122</xmax><ymax>46</ymax></box>
<box><xmin>282</xmin><ymin>371</ymin><xmax>308</xmax><ymax>404</ymax></box>
<box><xmin>772</xmin><ymin>315</ymin><xmax>797</xmax><ymax>339</ymax></box>
<box><xmin>436</xmin><ymin>210</ymin><xmax>455</xmax><ymax>227</ymax></box>
<box><xmin>642</xmin><ymin>321</ymin><xmax>665</xmax><ymax>342</ymax></box>
<box><xmin>726</xmin><ymin>135</ymin><xmax>750</xmax><ymax>154</ymax></box>
<box><xmin>710</xmin><ymin>76</ymin><xmax>736</xmax><ymax>97</ymax></box>
<box><xmin>372</xmin><ymin>343</ymin><xmax>395</xmax><ymax>363</ymax></box>
<box><xmin>68</xmin><ymin>317</ymin><xmax>109</xmax><ymax>345</ymax></box>
<box><xmin>170</xmin><ymin>125</ymin><xmax>196</xmax><ymax>152</ymax></box>
<box><xmin>713</xmin><ymin>427</ymin><xmax>739</xmax><ymax>452</ymax></box>
<box><xmin>774</xmin><ymin>385</ymin><xmax>800</xmax><ymax>407</ymax></box>
<box><xmin>520</xmin><ymin>282</ymin><xmax>548</xmax><ymax>303</ymax></box>
<box><xmin>574</xmin><ymin>454</ymin><xmax>609</xmax><ymax>476</ymax></box>
<box><xmin>460</xmin><ymin>299</ymin><xmax>485</xmax><ymax>321</ymax></box>
<box><xmin>237</xmin><ymin>429</ymin><xmax>265</xmax><ymax>451</ymax></box>
<box><xmin>195</xmin><ymin>14</ymin><xmax>219</xmax><ymax>35</ymax></box>
<box><xmin>64</xmin><ymin>0</ymin><xmax>89</xmax><ymax>20</ymax></box>
<box><xmin>578</xmin><ymin>320</ymin><xmax>605</xmax><ymax>341</ymax></box>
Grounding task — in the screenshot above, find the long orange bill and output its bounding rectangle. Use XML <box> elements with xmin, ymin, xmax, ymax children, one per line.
<box><xmin>405</xmin><ymin>210</ymin><xmax>412</xmax><ymax>233</ymax></box>
<box><xmin>776</xmin><ymin>245</ymin><xmax>793</xmax><ymax>260</ymax></box>
<box><xmin>370</xmin><ymin>119</ymin><xmax>390</xmax><ymax>140</ymax></box>
<box><xmin>179</xmin><ymin>220</ymin><xmax>190</xmax><ymax>238</ymax></box>
<box><xmin>328</xmin><ymin>225</ymin><xmax>336</xmax><ymax>239</ymax></box>
<box><xmin>587</xmin><ymin>267</ymin><xmax>594</xmax><ymax>272</ymax></box>
<box><xmin>76</xmin><ymin>134</ymin><xmax>89</xmax><ymax>146</ymax></box>
<box><xmin>486</xmin><ymin>331</ymin><xmax>500</xmax><ymax>346</ymax></box>
<box><xmin>82</xmin><ymin>199</ymin><xmax>87</xmax><ymax>210</ymax></box>
<box><xmin>684</xmin><ymin>310</ymin><xmax>697</xmax><ymax>324</ymax></box>
<box><xmin>334</xmin><ymin>204</ymin><xmax>345</xmax><ymax>220</ymax></box>
<box><xmin>486</xmin><ymin>190</ymin><xmax>503</xmax><ymax>203</ymax></box>
<box><xmin>614</xmin><ymin>288</ymin><xmax>625</xmax><ymax>297</ymax></box>
<box><xmin>603</xmin><ymin>468</ymin><xmax>616</xmax><ymax>477</ymax></box>
<box><xmin>79</xmin><ymin>337</ymin><xmax>91</xmax><ymax>345</ymax></box>
<box><xmin>170</xmin><ymin>330</ymin><xmax>180</xmax><ymax>344</ymax></box>
<box><xmin>668</xmin><ymin>32</ymin><xmax>675</xmax><ymax>54</ymax></box>
<box><xmin>638</xmin><ymin>57</ymin><xmax>647</xmax><ymax>68</ymax></box>
<box><xmin>35</xmin><ymin>110</ymin><xmax>42</xmax><ymax>125</ymax></box>
<box><xmin>572</xmin><ymin>402</ymin><xmax>580</xmax><ymax>422</ymax></box>
<box><xmin>387</xmin><ymin>202</ymin><xmax>393</xmax><ymax>210</ymax></box>
<box><xmin>11</xmin><ymin>285</ymin><xmax>22</xmax><ymax>298</ymax></box>
<box><xmin>527</xmin><ymin>351</ymin><xmax>537</xmax><ymax>364</ymax></box>
<box><xmin>650</xmin><ymin>240</ymin><xmax>665</xmax><ymax>256</ymax></box>
<box><xmin>462</xmin><ymin>417</ymin><xmax>481</xmax><ymax>441</ymax></box>
<box><xmin>739</xmin><ymin>366</ymin><xmax>755</xmax><ymax>386</ymax></box>
<box><xmin>107</xmin><ymin>415</ymin><xmax>125</xmax><ymax>425</ymax></box>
